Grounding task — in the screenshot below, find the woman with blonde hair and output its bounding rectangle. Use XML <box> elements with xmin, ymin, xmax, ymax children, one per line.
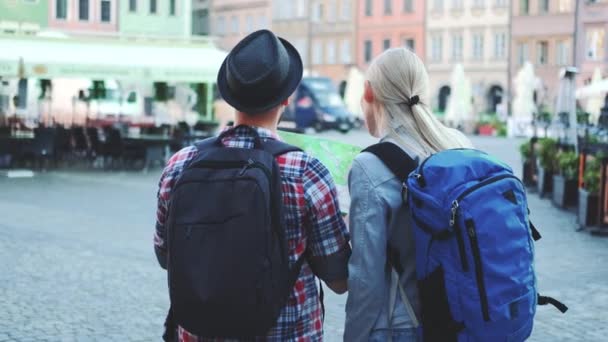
<box><xmin>344</xmin><ymin>48</ymin><xmax>472</xmax><ymax>341</ymax></box>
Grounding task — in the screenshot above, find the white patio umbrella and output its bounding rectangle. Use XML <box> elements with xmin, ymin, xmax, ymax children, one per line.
<box><xmin>444</xmin><ymin>64</ymin><xmax>473</xmax><ymax>126</ymax></box>
<box><xmin>343</xmin><ymin>67</ymin><xmax>365</xmax><ymax>119</ymax></box>
<box><xmin>583</xmin><ymin>68</ymin><xmax>604</xmax><ymax>124</ymax></box>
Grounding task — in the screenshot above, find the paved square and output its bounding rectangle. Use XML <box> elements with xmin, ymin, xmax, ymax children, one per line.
<box><xmin>0</xmin><ymin>133</ymin><xmax>606</xmax><ymax>341</ymax></box>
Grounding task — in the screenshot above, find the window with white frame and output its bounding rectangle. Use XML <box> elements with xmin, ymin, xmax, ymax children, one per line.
<box><xmin>129</xmin><ymin>0</ymin><xmax>137</xmax><ymax>12</ymax></box>
<box><xmin>586</xmin><ymin>27</ymin><xmax>605</xmax><ymax>61</ymax></box>
<box><xmin>341</xmin><ymin>40</ymin><xmax>352</xmax><ymax>64</ymax></box>
<box><xmin>341</xmin><ymin>0</ymin><xmax>352</xmax><ymax>20</ymax></box>
<box><xmin>452</xmin><ymin>34</ymin><xmax>463</xmax><ymax>61</ymax></box>
<box><xmin>494</xmin><ymin>32</ymin><xmax>507</xmax><ymax>58</ymax></box>
<box><xmin>365</xmin><ymin>0</ymin><xmax>373</xmax><ymax>16</ymax></box>
<box><xmin>537</xmin><ymin>41</ymin><xmax>549</xmax><ymax>65</ymax></box>
<box><xmin>100</xmin><ymin>0</ymin><xmax>111</xmax><ymax>22</ymax></box>
<box><xmin>246</xmin><ymin>15</ymin><xmax>253</xmax><ymax>33</ymax></box>
<box><xmin>383</xmin><ymin>38</ymin><xmax>391</xmax><ymax>51</ymax></box>
<box><xmin>559</xmin><ymin>0</ymin><xmax>572</xmax><ymax>12</ymax></box>
<box><xmin>520</xmin><ymin>0</ymin><xmax>529</xmax><ymax>14</ymax></box>
<box><xmin>494</xmin><ymin>0</ymin><xmax>507</xmax><ymax>7</ymax></box>
<box><xmin>517</xmin><ymin>42</ymin><xmax>529</xmax><ymax>65</ymax></box>
<box><xmin>169</xmin><ymin>0</ymin><xmax>176</xmax><ymax>16</ymax></box>
<box><xmin>472</xmin><ymin>32</ymin><xmax>484</xmax><ymax>60</ymax></box>
<box><xmin>404</xmin><ymin>38</ymin><xmax>415</xmax><ymax>51</ymax></box>
<box><xmin>473</xmin><ymin>0</ymin><xmax>485</xmax><ymax>9</ymax></box>
<box><xmin>364</xmin><ymin>40</ymin><xmax>373</xmax><ymax>63</ymax></box>
<box><xmin>216</xmin><ymin>16</ymin><xmax>225</xmax><ymax>36</ymax></box>
<box><xmin>403</xmin><ymin>0</ymin><xmax>414</xmax><ymax>12</ymax></box>
<box><xmin>312</xmin><ymin>2</ymin><xmax>323</xmax><ymax>22</ymax></box>
<box><xmin>384</xmin><ymin>0</ymin><xmax>392</xmax><ymax>14</ymax></box>
<box><xmin>296</xmin><ymin>0</ymin><xmax>307</xmax><ymax>18</ymax></box>
<box><xmin>56</xmin><ymin>0</ymin><xmax>68</xmax><ymax>19</ymax></box>
<box><xmin>327</xmin><ymin>40</ymin><xmax>337</xmax><ymax>64</ymax></box>
<box><xmin>539</xmin><ymin>0</ymin><xmax>549</xmax><ymax>14</ymax></box>
<box><xmin>313</xmin><ymin>41</ymin><xmax>323</xmax><ymax>65</ymax></box>
<box><xmin>258</xmin><ymin>15</ymin><xmax>267</xmax><ymax>29</ymax></box>
<box><xmin>79</xmin><ymin>0</ymin><xmax>89</xmax><ymax>21</ymax></box>
<box><xmin>150</xmin><ymin>0</ymin><xmax>157</xmax><ymax>14</ymax></box>
<box><xmin>231</xmin><ymin>16</ymin><xmax>239</xmax><ymax>35</ymax></box>
<box><xmin>431</xmin><ymin>34</ymin><xmax>443</xmax><ymax>61</ymax></box>
<box><xmin>433</xmin><ymin>0</ymin><xmax>444</xmax><ymax>12</ymax></box>
<box><xmin>557</xmin><ymin>41</ymin><xmax>570</xmax><ymax>65</ymax></box>
<box><xmin>327</xmin><ymin>0</ymin><xmax>336</xmax><ymax>21</ymax></box>
<box><xmin>451</xmin><ymin>0</ymin><xmax>464</xmax><ymax>10</ymax></box>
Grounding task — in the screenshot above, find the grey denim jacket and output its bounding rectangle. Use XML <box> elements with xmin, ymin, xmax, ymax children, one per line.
<box><xmin>344</xmin><ymin>138</ymin><xmax>421</xmax><ymax>342</ymax></box>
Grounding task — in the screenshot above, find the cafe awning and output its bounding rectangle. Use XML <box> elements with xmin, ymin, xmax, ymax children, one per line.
<box><xmin>0</xmin><ymin>34</ymin><xmax>227</xmax><ymax>83</ymax></box>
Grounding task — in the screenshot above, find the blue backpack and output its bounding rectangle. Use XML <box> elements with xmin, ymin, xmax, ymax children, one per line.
<box><xmin>365</xmin><ymin>142</ymin><xmax>567</xmax><ymax>342</ymax></box>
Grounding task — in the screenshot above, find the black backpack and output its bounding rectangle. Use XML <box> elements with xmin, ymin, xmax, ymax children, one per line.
<box><xmin>166</xmin><ymin>127</ymin><xmax>304</xmax><ymax>338</ymax></box>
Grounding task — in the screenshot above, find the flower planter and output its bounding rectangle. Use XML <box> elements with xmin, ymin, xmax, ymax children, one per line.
<box><xmin>537</xmin><ymin>166</ymin><xmax>553</xmax><ymax>197</ymax></box>
<box><xmin>552</xmin><ymin>175</ymin><xmax>577</xmax><ymax>208</ymax></box>
<box><xmin>522</xmin><ymin>160</ymin><xmax>536</xmax><ymax>188</ymax></box>
<box><xmin>578</xmin><ymin>188</ymin><xmax>599</xmax><ymax>228</ymax></box>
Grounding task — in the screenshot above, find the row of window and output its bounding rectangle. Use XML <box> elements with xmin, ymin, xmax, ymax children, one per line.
<box><xmin>430</xmin><ymin>0</ymin><xmax>508</xmax><ymax>12</ymax></box>
<box><xmin>56</xmin><ymin>0</ymin><xmax>113</xmax><ymax>22</ymax></box>
<box><xmin>363</xmin><ymin>38</ymin><xmax>416</xmax><ymax>62</ymax></box>
<box><xmin>128</xmin><ymin>0</ymin><xmax>177</xmax><ymax>16</ymax></box>
<box><xmin>516</xmin><ymin>40</ymin><xmax>570</xmax><ymax>66</ymax></box>
<box><xmin>364</xmin><ymin>0</ymin><xmax>415</xmax><ymax>16</ymax></box>
<box><xmin>215</xmin><ymin>15</ymin><xmax>268</xmax><ymax>37</ymax></box>
<box><xmin>429</xmin><ymin>32</ymin><xmax>507</xmax><ymax>62</ymax></box>
<box><xmin>275</xmin><ymin>0</ymin><xmax>353</xmax><ymax>21</ymax></box>
<box><xmin>310</xmin><ymin>40</ymin><xmax>353</xmax><ymax>65</ymax></box>
<box><xmin>55</xmin><ymin>0</ymin><xmax>179</xmax><ymax>22</ymax></box>
<box><xmin>519</xmin><ymin>0</ymin><xmax>572</xmax><ymax>15</ymax></box>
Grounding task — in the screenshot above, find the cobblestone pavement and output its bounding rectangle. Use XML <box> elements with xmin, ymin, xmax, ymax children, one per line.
<box><xmin>1</xmin><ymin>131</ymin><xmax>607</xmax><ymax>341</ymax></box>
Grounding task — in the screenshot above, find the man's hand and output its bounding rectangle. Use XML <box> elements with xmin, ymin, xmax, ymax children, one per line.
<box><xmin>326</xmin><ymin>280</ymin><xmax>347</xmax><ymax>294</ymax></box>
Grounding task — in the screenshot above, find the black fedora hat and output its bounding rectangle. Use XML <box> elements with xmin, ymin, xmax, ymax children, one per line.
<box><xmin>217</xmin><ymin>29</ymin><xmax>303</xmax><ymax>114</ymax></box>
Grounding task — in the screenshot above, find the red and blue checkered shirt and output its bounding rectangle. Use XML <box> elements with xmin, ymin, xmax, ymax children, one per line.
<box><xmin>155</xmin><ymin>125</ymin><xmax>350</xmax><ymax>341</ymax></box>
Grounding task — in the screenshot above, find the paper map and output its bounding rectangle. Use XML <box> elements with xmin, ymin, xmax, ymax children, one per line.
<box><xmin>279</xmin><ymin>131</ymin><xmax>362</xmax><ymax>213</ymax></box>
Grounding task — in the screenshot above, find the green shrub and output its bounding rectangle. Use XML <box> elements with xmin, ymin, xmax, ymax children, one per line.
<box><xmin>519</xmin><ymin>141</ymin><xmax>532</xmax><ymax>160</ymax></box>
<box><xmin>538</xmin><ymin>138</ymin><xmax>558</xmax><ymax>172</ymax></box>
<box><xmin>558</xmin><ymin>151</ymin><xmax>578</xmax><ymax>180</ymax></box>
<box><xmin>584</xmin><ymin>156</ymin><xmax>602</xmax><ymax>194</ymax></box>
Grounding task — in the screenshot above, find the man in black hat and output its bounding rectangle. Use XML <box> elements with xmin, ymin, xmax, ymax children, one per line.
<box><xmin>155</xmin><ymin>30</ymin><xmax>350</xmax><ymax>340</ymax></box>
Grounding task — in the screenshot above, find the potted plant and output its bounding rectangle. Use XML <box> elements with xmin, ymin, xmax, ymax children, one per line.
<box><xmin>552</xmin><ymin>151</ymin><xmax>578</xmax><ymax>208</ymax></box>
<box><xmin>536</xmin><ymin>138</ymin><xmax>558</xmax><ymax>197</ymax></box>
<box><xmin>520</xmin><ymin>140</ymin><xmax>535</xmax><ymax>188</ymax></box>
<box><xmin>579</xmin><ymin>156</ymin><xmax>601</xmax><ymax>228</ymax></box>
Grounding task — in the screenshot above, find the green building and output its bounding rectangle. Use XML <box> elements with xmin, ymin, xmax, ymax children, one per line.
<box><xmin>119</xmin><ymin>0</ymin><xmax>192</xmax><ymax>37</ymax></box>
<box><xmin>0</xmin><ymin>0</ymin><xmax>48</xmax><ymax>32</ymax></box>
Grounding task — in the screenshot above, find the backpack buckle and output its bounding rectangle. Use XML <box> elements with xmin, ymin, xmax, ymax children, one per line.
<box><xmin>401</xmin><ymin>183</ymin><xmax>408</xmax><ymax>202</ymax></box>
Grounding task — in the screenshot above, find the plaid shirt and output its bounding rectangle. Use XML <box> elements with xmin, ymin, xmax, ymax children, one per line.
<box><xmin>155</xmin><ymin>126</ymin><xmax>350</xmax><ymax>341</ymax></box>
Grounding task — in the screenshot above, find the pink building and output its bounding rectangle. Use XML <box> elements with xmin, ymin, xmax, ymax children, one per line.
<box><xmin>575</xmin><ymin>0</ymin><xmax>608</xmax><ymax>86</ymax></box>
<box><xmin>356</xmin><ymin>0</ymin><xmax>425</xmax><ymax>69</ymax></box>
<box><xmin>210</xmin><ymin>0</ymin><xmax>272</xmax><ymax>51</ymax></box>
<box><xmin>48</xmin><ymin>0</ymin><xmax>118</xmax><ymax>34</ymax></box>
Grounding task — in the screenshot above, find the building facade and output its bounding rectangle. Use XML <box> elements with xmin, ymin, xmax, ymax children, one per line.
<box><xmin>48</xmin><ymin>0</ymin><xmax>119</xmax><ymax>34</ymax></box>
<box><xmin>427</xmin><ymin>0</ymin><xmax>510</xmax><ymax>115</ymax></box>
<box><xmin>210</xmin><ymin>0</ymin><xmax>272</xmax><ymax>51</ymax></box>
<box><xmin>511</xmin><ymin>0</ymin><xmax>575</xmax><ymax>111</ymax></box>
<box><xmin>575</xmin><ymin>0</ymin><xmax>608</xmax><ymax>86</ymax></box>
<box><xmin>356</xmin><ymin>0</ymin><xmax>425</xmax><ymax>69</ymax></box>
<box><xmin>120</xmin><ymin>0</ymin><xmax>192</xmax><ymax>37</ymax></box>
<box><xmin>0</xmin><ymin>0</ymin><xmax>48</xmax><ymax>34</ymax></box>
<box><xmin>271</xmin><ymin>0</ymin><xmax>310</xmax><ymax>68</ymax></box>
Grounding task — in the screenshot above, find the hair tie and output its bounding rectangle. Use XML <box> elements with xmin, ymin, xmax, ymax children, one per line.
<box><xmin>409</xmin><ymin>95</ymin><xmax>420</xmax><ymax>107</ymax></box>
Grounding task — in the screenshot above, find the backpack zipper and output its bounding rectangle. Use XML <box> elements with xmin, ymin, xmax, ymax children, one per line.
<box><xmin>466</xmin><ymin>219</ymin><xmax>490</xmax><ymax>321</ymax></box>
<box><xmin>192</xmin><ymin>159</ymin><xmax>272</xmax><ymax>183</ymax></box>
<box><xmin>450</xmin><ymin>200</ymin><xmax>469</xmax><ymax>272</ymax></box>
<box><xmin>456</xmin><ymin>174</ymin><xmax>521</xmax><ymax>202</ymax></box>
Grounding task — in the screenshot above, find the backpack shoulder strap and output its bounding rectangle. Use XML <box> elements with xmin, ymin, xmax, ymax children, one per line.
<box><xmin>363</xmin><ymin>142</ymin><xmax>417</xmax><ymax>181</ymax></box>
<box><xmin>263</xmin><ymin>139</ymin><xmax>303</xmax><ymax>156</ymax></box>
<box><xmin>193</xmin><ymin>137</ymin><xmax>219</xmax><ymax>151</ymax></box>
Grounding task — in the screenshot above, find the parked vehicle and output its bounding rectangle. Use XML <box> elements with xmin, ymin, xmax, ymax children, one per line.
<box><xmin>282</xmin><ymin>77</ymin><xmax>356</xmax><ymax>133</ymax></box>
